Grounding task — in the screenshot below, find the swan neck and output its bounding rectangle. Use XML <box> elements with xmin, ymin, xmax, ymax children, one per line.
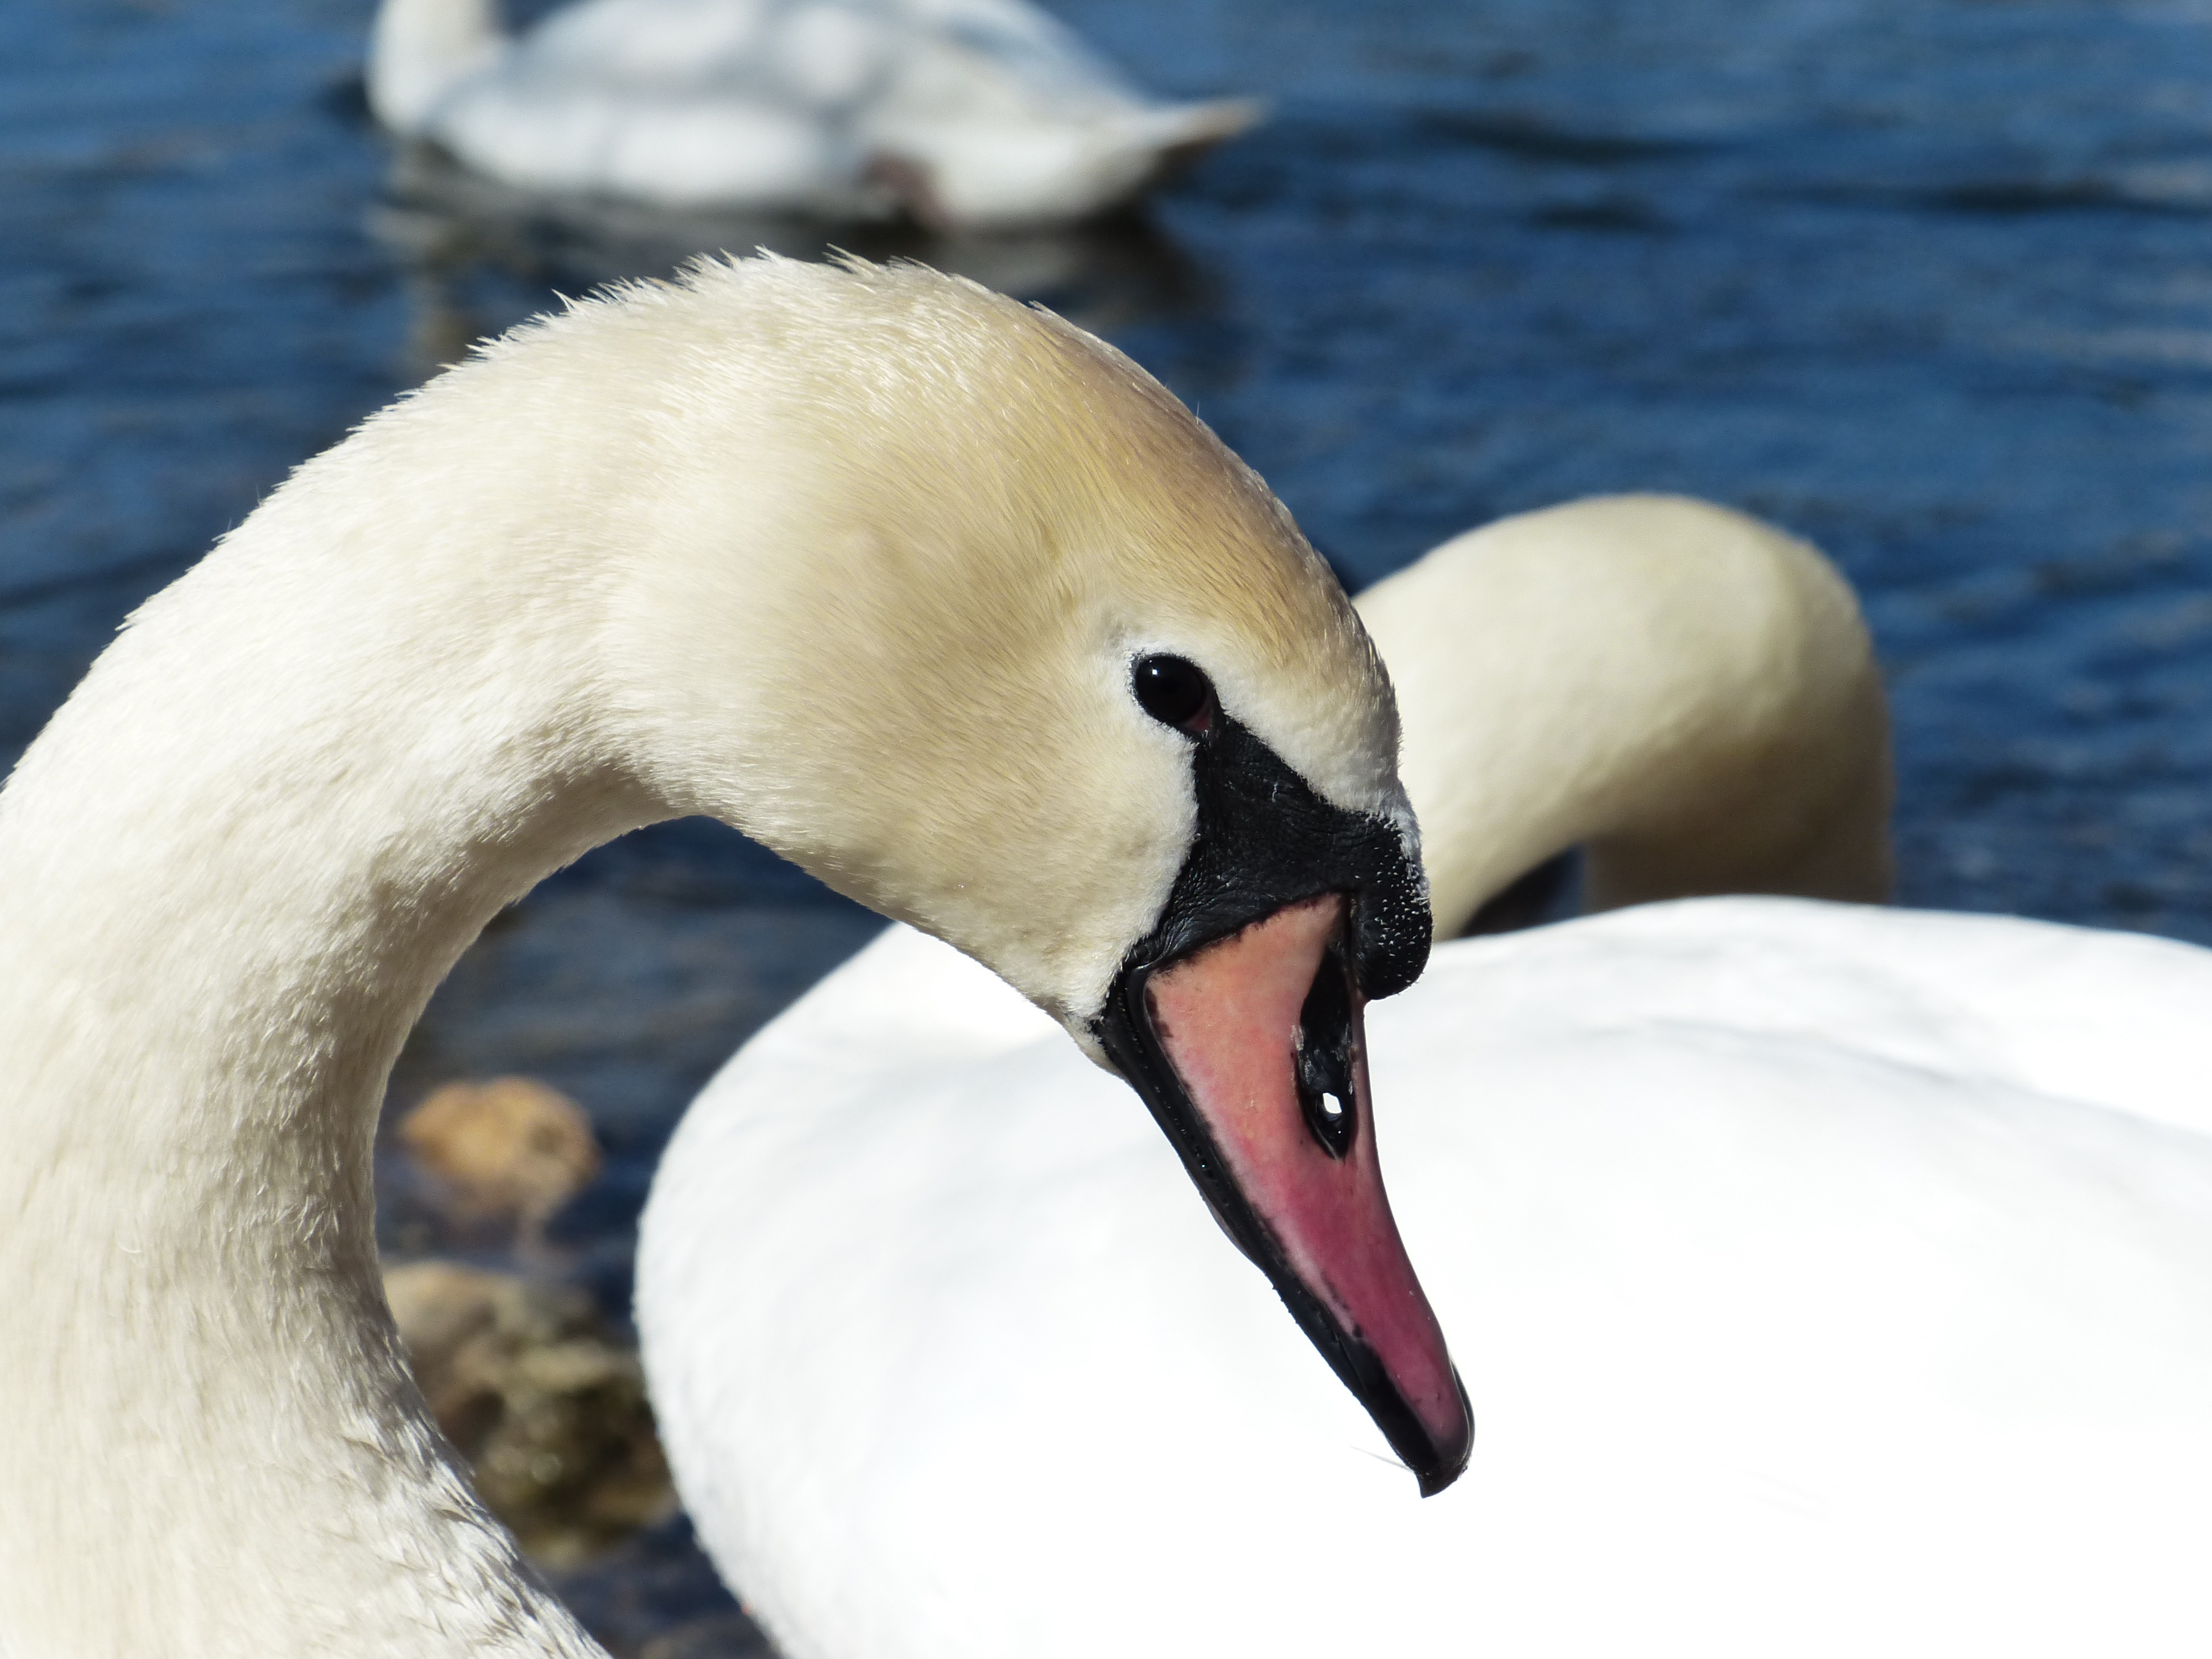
<box><xmin>1357</xmin><ymin>495</ymin><xmax>1893</xmax><ymax>936</ymax></box>
<box><xmin>0</xmin><ymin>531</ymin><xmax>635</xmax><ymax>1655</ymax></box>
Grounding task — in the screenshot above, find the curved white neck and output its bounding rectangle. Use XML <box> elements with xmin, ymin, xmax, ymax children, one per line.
<box><xmin>0</xmin><ymin>500</ymin><xmax>640</xmax><ymax>1654</ymax></box>
<box><xmin>1358</xmin><ymin>495</ymin><xmax>1892</xmax><ymax>936</ymax></box>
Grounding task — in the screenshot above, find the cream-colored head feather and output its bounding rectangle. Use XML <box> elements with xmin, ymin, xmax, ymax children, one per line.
<box><xmin>124</xmin><ymin>254</ymin><xmax>1405</xmax><ymax>1032</ymax></box>
<box><xmin>473</xmin><ymin>256</ymin><xmax>1402</xmax><ymax>1027</ymax></box>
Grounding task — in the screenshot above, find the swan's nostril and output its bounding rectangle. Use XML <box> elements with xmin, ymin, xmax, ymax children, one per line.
<box><xmin>1295</xmin><ymin>932</ymin><xmax>1359</xmax><ymax>1159</ymax></box>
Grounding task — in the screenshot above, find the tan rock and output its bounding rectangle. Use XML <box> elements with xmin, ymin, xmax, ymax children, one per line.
<box><xmin>398</xmin><ymin>1076</ymin><xmax>602</xmax><ymax>1224</ymax></box>
<box><xmin>383</xmin><ymin>1259</ymin><xmax>676</xmax><ymax>1565</ymax></box>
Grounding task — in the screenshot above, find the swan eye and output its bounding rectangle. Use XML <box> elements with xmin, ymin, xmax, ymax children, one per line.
<box><xmin>1131</xmin><ymin>654</ymin><xmax>1216</xmax><ymax>737</ymax></box>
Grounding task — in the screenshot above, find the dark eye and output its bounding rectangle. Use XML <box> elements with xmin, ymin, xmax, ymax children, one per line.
<box><xmin>1132</xmin><ymin>654</ymin><xmax>1216</xmax><ymax>737</ymax></box>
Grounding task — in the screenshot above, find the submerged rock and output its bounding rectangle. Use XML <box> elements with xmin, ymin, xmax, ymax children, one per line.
<box><xmin>399</xmin><ymin>1075</ymin><xmax>602</xmax><ymax>1226</ymax></box>
<box><xmin>384</xmin><ymin>1258</ymin><xmax>676</xmax><ymax>1564</ymax></box>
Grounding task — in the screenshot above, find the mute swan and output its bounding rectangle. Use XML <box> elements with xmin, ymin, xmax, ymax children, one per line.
<box><xmin>0</xmin><ymin>255</ymin><xmax>1465</xmax><ymax>1656</ymax></box>
<box><xmin>367</xmin><ymin>0</ymin><xmax>1261</xmax><ymax>228</ymax></box>
<box><xmin>641</xmin><ymin>496</ymin><xmax>2212</xmax><ymax>1658</ymax></box>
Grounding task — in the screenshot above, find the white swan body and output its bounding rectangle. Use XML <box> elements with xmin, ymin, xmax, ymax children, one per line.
<box><xmin>368</xmin><ymin>0</ymin><xmax>1260</xmax><ymax>227</ymax></box>
<box><xmin>649</xmin><ymin>899</ymin><xmax>2212</xmax><ymax>1658</ymax></box>
<box><xmin>642</xmin><ymin>497</ymin><xmax>2212</xmax><ymax>1656</ymax></box>
<box><xmin>0</xmin><ymin>257</ymin><xmax>1459</xmax><ymax>1654</ymax></box>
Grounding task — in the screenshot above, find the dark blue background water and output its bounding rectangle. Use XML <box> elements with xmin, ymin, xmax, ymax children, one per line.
<box><xmin>9</xmin><ymin>0</ymin><xmax>2212</xmax><ymax>1646</ymax></box>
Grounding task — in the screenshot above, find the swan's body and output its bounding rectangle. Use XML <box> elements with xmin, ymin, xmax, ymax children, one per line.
<box><xmin>0</xmin><ymin>258</ymin><xmax>1463</xmax><ymax>1653</ymax></box>
<box><xmin>643</xmin><ymin>497</ymin><xmax>2212</xmax><ymax>1656</ymax></box>
<box><xmin>650</xmin><ymin>900</ymin><xmax>2212</xmax><ymax>1658</ymax></box>
<box><xmin>368</xmin><ymin>0</ymin><xmax>1260</xmax><ymax>227</ymax></box>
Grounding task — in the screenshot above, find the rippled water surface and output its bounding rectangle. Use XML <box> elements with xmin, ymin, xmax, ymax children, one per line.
<box><xmin>9</xmin><ymin>0</ymin><xmax>2212</xmax><ymax>1647</ymax></box>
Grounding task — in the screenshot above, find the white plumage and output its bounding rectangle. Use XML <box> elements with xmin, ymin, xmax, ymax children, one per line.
<box><xmin>646</xmin><ymin>899</ymin><xmax>2212</xmax><ymax>1657</ymax></box>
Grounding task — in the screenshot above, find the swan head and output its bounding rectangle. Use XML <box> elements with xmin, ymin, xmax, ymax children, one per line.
<box><xmin>419</xmin><ymin>255</ymin><xmax>1470</xmax><ymax>1491</ymax></box>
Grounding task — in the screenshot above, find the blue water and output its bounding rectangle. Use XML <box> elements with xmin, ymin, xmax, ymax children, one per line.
<box><xmin>9</xmin><ymin>0</ymin><xmax>2212</xmax><ymax>1646</ymax></box>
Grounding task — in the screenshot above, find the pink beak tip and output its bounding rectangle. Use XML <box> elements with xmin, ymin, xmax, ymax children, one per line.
<box><xmin>1145</xmin><ymin>894</ymin><xmax>1473</xmax><ymax>1497</ymax></box>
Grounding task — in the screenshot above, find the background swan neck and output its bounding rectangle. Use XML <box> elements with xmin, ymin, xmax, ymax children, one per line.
<box><xmin>0</xmin><ymin>473</ymin><xmax>640</xmax><ymax>1655</ymax></box>
<box><xmin>1357</xmin><ymin>495</ymin><xmax>1893</xmax><ymax>937</ymax></box>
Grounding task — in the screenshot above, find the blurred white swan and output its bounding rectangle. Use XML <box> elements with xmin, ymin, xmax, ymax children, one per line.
<box><xmin>640</xmin><ymin>495</ymin><xmax>2212</xmax><ymax>1659</ymax></box>
<box><xmin>368</xmin><ymin>0</ymin><xmax>1261</xmax><ymax>227</ymax></box>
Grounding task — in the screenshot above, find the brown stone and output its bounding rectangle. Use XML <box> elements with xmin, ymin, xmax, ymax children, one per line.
<box><xmin>383</xmin><ymin>1259</ymin><xmax>676</xmax><ymax>1565</ymax></box>
<box><xmin>398</xmin><ymin>1076</ymin><xmax>602</xmax><ymax>1224</ymax></box>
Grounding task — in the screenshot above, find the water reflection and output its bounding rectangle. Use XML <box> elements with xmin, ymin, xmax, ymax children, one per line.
<box><xmin>371</xmin><ymin>138</ymin><xmax>1214</xmax><ymax>381</ymax></box>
